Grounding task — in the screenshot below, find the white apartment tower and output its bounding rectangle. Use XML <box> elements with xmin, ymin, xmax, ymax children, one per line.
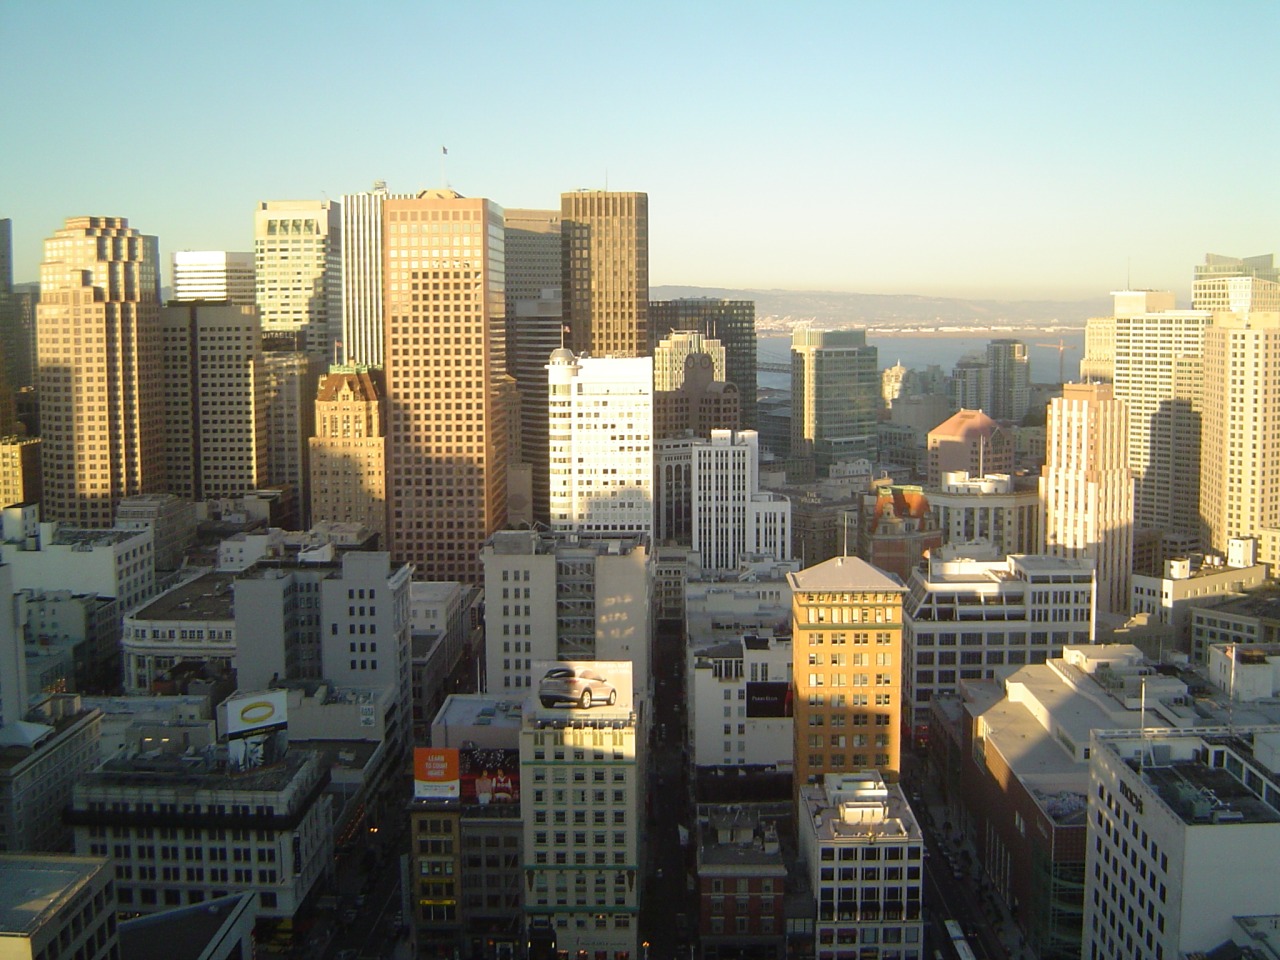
<box><xmin>1110</xmin><ymin>291</ymin><xmax>1211</xmax><ymax>546</ymax></box>
<box><xmin>340</xmin><ymin>182</ymin><xmax>409</xmax><ymax>367</ymax></box>
<box><xmin>254</xmin><ymin>199</ymin><xmax>341</xmax><ymax>360</ymax></box>
<box><xmin>171</xmin><ymin>250</ymin><xmax>255</xmax><ymax>305</ymax></box>
<box><xmin>547</xmin><ymin>350</ymin><xmax>654</xmax><ymax>539</ymax></box>
<box><xmin>1199</xmin><ymin>312</ymin><xmax>1280</xmax><ymax>560</ymax></box>
<box><xmin>1041</xmin><ymin>383</ymin><xmax>1132</xmax><ymax>614</ymax></box>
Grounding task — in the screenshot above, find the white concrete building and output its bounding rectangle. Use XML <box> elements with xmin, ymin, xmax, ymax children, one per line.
<box><xmin>69</xmin><ymin>743</ymin><xmax>332</xmax><ymax>919</ymax></box>
<box><xmin>684</xmin><ymin>568</ymin><xmax>796</xmax><ymax>652</ymax></box>
<box><xmin>254</xmin><ymin>199</ymin><xmax>341</xmax><ymax>360</ymax></box>
<box><xmin>1041</xmin><ymin>383</ymin><xmax>1133</xmax><ymax>614</ymax></box>
<box><xmin>689</xmin><ymin>633</ymin><xmax>793</xmax><ymax>769</ymax></box>
<box><xmin>121</xmin><ymin>571</ymin><xmax>235</xmax><ymax>694</ymax></box>
<box><xmin>520</xmin><ymin>699</ymin><xmax>641</xmax><ymax>959</ymax></box>
<box><xmin>798</xmin><ymin>772</ymin><xmax>924</xmax><ymax>960</ymax></box>
<box><xmin>928</xmin><ymin>471</ymin><xmax>1041</xmax><ymax>559</ymax></box>
<box><xmin>1131</xmin><ymin>546</ymin><xmax>1268</xmax><ymax>657</ymax></box>
<box><xmin>339</xmin><ymin>182</ymin><xmax>408</xmax><ymax>367</ymax></box>
<box><xmin>0</xmin><ymin>694</ymin><xmax>102</xmax><ymax>853</ymax></box>
<box><xmin>114</xmin><ymin>493</ymin><xmax>197</xmax><ymax>573</ymax></box>
<box><xmin>1085</xmin><ymin>727</ymin><xmax>1280</xmax><ymax>960</ymax></box>
<box><xmin>481</xmin><ymin>530</ymin><xmax>651</xmax><ymax>697</ymax></box>
<box><xmin>547</xmin><ymin>350</ymin><xmax>654</xmax><ymax>538</ymax></box>
<box><xmin>656</xmin><ymin>430</ymin><xmax>790</xmax><ymax>573</ymax></box>
<box><xmin>171</xmin><ymin>250</ymin><xmax>255</xmax><ymax>306</ymax></box>
<box><xmin>1110</xmin><ymin>291</ymin><xmax>1211</xmax><ymax>546</ymax></box>
<box><xmin>0</xmin><ymin>511</ymin><xmax>155</xmax><ymax>614</ymax></box>
<box><xmin>903</xmin><ymin>554</ymin><xmax>1096</xmax><ymax>727</ymax></box>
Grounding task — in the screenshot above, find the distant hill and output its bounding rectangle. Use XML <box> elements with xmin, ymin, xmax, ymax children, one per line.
<box><xmin>650</xmin><ymin>285</ymin><xmax>1109</xmax><ymax>328</ymax></box>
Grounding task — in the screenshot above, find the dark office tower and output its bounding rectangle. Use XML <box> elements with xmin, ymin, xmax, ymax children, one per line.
<box><xmin>985</xmin><ymin>338</ymin><xmax>1030</xmax><ymax>421</ymax></box>
<box><xmin>38</xmin><ymin>217</ymin><xmax>165</xmax><ymax>526</ymax></box>
<box><xmin>561</xmin><ymin>191</ymin><xmax>648</xmax><ymax>358</ymax></box>
<box><xmin>0</xmin><ymin>219</ymin><xmax>13</xmax><ymax>431</ymax></box>
<box><xmin>791</xmin><ymin>328</ymin><xmax>879</xmax><ymax>473</ymax></box>
<box><xmin>505</xmin><ymin>209</ymin><xmax>563</xmax><ymax>525</ymax></box>
<box><xmin>384</xmin><ymin>190</ymin><xmax>509</xmax><ymax>586</ymax></box>
<box><xmin>650</xmin><ymin>298</ymin><xmax>758</xmax><ymax>428</ymax></box>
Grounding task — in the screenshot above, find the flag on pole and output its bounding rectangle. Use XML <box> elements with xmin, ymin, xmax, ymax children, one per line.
<box><xmin>442</xmin><ymin>146</ymin><xmax>448</xmax><ymax>155</ymax></box>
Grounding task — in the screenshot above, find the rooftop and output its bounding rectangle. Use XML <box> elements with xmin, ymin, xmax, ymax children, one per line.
<box><xmin>130</xmin><ymin>572</ymin><xmax>237</xmax><ymax>622</ymax></box>
<box><xmin>117</xmin><ymin>893</ymin><xmax>252</xmax><ymax>960</ymax></box>
<box><xmin>788</xmin><ymin>555</ymin><xmax>905</xmax><ymax>594</ymax></box>
<box><xmin>0</xmin><ymin>854</ymin><xmax>109</xmax><ymax>936</ymax></box>
<box><xmin>435</xmin><ymin>695</ymin><xmax>525</xmax><ymax>731</ymax></box>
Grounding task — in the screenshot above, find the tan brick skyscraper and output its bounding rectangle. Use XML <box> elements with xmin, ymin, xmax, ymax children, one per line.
<box><xmin>38</xmin><ymin>217</ymin><xmax>164</xmax><ymax>526</ymax></box>
<box><xmin>561</xmin><ymin>190</ymin><xmax>648</xmax><ymax>358</ymax></box>
<box><xmin>789</xmin><ymin>556</ymin><xmax>907</xmax><ymax>787</ymax></box>
<box><xmin>309</xmin><ymin>366</ymin><xmax>386</xmax><ymax>540</ymax></box>
<box><xmin>383</xmin><ymin>190</ymin><xmax>510</xmax><ymax>585</ymax></box>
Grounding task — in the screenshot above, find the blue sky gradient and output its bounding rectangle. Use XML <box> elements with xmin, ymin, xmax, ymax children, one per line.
<box><xmin>2</xmin><ymin>0</ymin><xmax>1276</xmax><ymax>299</ymax></box>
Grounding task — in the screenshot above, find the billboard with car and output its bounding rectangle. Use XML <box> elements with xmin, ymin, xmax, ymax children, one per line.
<box><xmin>530</xmin><ymin>660</ymin><xmax>633</xmax><ymax>719</ymax></box>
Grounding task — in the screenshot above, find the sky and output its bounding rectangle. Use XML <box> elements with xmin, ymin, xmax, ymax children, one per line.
<box><xmin>2</xmin><ymin>0</ymin><xmax>1277</xmax><ymax>301</ymax></box>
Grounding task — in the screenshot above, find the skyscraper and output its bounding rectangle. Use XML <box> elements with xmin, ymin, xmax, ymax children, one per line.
<box><xmin>561</xmin><ymin>190</ymin><xmax>648</xmax><ymax>358</ymax></box>
<box><xmin>171</xmin><ymin>250</ymin><xmax>255</xmax><ymax>305</ymax></box>
<box><xmin>1079</xmin><ymin>315</ymin><xmax>1115</xmax><ymax>382</ymax></box>
<box><xmin>1192</xmin><ymin>253</ymin><xmax>1280</xmax><ymax>310</ymax></box>
<box><xmin>790</xmin><ymin>328</ymin><xmax>879</xmax><ymax>472</ymax></box>
<box><xmin>985</xmin><ymin>338</ymin><xmax>1030</xmax><ymax>421</ymax></box>
<box><xmin>262</xmin><ymin>350</ymin><xmax>321</xmax><ymax>528</ymax></box>
<box><xmin>1040</xmin><ymin>382</ymin><xmax>1132</xmax><ymax>613</ymax></box>
<box><xmin>341</xmin><ymin>181</ymin><xmax>410</xmax><ymax>367</ymax></box>
<box><xmin>789</xmin><ymin>556</ymin><xmax>906</xmax><ymax>786</ymax></box>
<box><xmin>546</xmin><ymin>350</ymin><xmax>653</xmax><ymax>539</ymax></box>
<box><xmin>160</xmin><ymin>302</ymin><xmax>267</xmax><ymax>500</ymax></box>
<box><xmin>504</xmin><ymin>209</ymin><xmax>564</xmax><ymax>525</ymax></box>
<box><xmin>38</xmin><ymin>217</ymin><xmax>164</xmax><ymax>526</ymax></box>
<box><xmin>1110</xmin><ymin>290</ymin><xmax>1210</xmax><ymax>547</ymax></box>
<box><xmin>309</xmin><ymin>366</ymin><xmax>387</xmax><ymax>540</ymax></box>
<box><xmin>383</xmin><ymin>190</ymin><xmax>509</xmax><ymax>585</ymax></box>
<box><xmin>254</xmin><ymin>199</ymin><xmax>341</xmax><ymax>361</ymax></box>
<box><xmin>649</xmin><ymin>298</ymin><xmax>757</xmax><ymax>427</ymax></box>
<box><xmin>1199</xmin><ymin>311</ymin><xmax>1280</xmax><ymax>560</ymax></box>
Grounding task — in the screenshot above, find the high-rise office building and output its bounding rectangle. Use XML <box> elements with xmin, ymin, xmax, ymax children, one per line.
<box><xmin>383</xmin><ymin>190</ymin><xmax>509</xmax><ymax>585</ymax></box>
<box><xmin>790</xmin><ymin>328</ymin><xmax>879</xmax><ymax>472</ymax></box>
<box><xmin>985</xmin><ymin>338</ymin><xmax>1030</xmax><ymax>421</ymax></box>
<box><xmin>926</xmin><ymin>408</ymin><xmax>1013</xmax><ymax>487</ymax></box>
<box><xmin>1200</xmin><ymin>312</ymin><xmax>1280</xmax><ymax>560</ymax></box>
<box><xmin>171</xmin><ymin>250</ymin><xmax>255</xmax><ymax>305</ymax></box>
<box><xmin>0</xmin><ymin>219</ymin><xmax>14</xmax><ymax>428</ymax></box>
<box><xmin>561</xmin><ymin>190</ymin><xmax>648</xmax><ymax>358</ymax></box>
<box><xmin>655</xmin><ymin>430</ymin><xmax>790</xmax><ymax>572</ymax></box>
<box><xmin>789</xmin><ymin>556</ymin><xmax>906</xmax><ymax>786</ymax></box>
<box><xmin>37</xmin><ymin>217</ymin><xmax>164</xmax><ymax>527</ymax></box>
<box><xmin>262</xmin><ymin>350</ymin><xmax>322</xmax><ymax>528</ymax></box>
<box><xmin>1192</xmin><ymin>253</ymin><xmax>1280</xmax><ymax>310</ymax></box>
<box><xmin>1079</xmin><ymin>315</ymin><xmax>1115</xmax><ymax>382</ymax></box>
<box><xmin>309</xmin><ymin>365</ymin><xmax>386</xmax><ymax>540</ymax></box>
<box><xmin>649</xmin><ymin>299</ymin><xmax>757</xmax><ymax>427</ymax></box>
<box><xmin>1110</xmin><ymin>290</ymin><xmax>1210</xmax><ymax>547</ymax></box>
<box><xmin>949</xmin><ymin>355</ymin><xmax>989</xmax><ymax>411</ymax></box>
<box><xmin>340</xmin><ymin>181</ymin><xmax>410</xmax><ymax>367</ymax></box>
<box><xmin>1041</xmin><ymin>383</ymin><xmax>1132</xmax><ymax>614</ymax></box>
<box><xmin>505</xmin><ymin>209</ymin><xmax>564</xmax><ymax>525</ymax></box>
<box><xmin>254</xmin><ymin>199</ymin><xmax>341</xmax><ymax>361</ymax></box>
<box><xmin>546</xmin><ymin>350</ymin><xmax>653</xmax><ymax>539</ymax></box>
<box><xmin>160</xmin><ymin>302</ymin><xmax>267</xmax><ymax>500</ymax></box>
<box><xmin>652</xmin><ymin>330</ymin><xmax>726</xmax><ymax>391</ymax></box>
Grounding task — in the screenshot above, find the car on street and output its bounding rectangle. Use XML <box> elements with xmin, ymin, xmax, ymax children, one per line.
<box><xmin>538</xmin><ymin>666</ymin><xmax>617</xmax><ymax>709</ymax></box>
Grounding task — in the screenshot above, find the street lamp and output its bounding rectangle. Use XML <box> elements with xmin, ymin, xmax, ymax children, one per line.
<box><xmin>642</xmin><ymin>942</ymin><xmax>650</xmax><ymax>960</ymax></box>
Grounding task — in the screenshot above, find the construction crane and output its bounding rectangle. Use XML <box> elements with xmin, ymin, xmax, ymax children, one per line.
<box><xmin>1034</xmin><ymin>338</ymin><xmax>1079</xmax><ymax>384</ymax></box>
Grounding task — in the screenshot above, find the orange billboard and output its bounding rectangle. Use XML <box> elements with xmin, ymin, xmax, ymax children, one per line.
<box><xmin>413</xmin><ymin>747</ymin><xmax>460</xmax><ymax>799</ymax></box>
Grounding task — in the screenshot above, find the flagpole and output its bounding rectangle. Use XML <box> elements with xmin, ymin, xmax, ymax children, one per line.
<box><xmin>441</xmin><ymin>146</ymin><xmax>448</xmax><ymax>189</ymax></box>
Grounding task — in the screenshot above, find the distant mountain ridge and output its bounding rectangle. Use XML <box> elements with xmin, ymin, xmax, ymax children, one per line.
<box><xmin>650</xmin><ymin>285</ymin><xmax>1110</xmax><ymax>327</ymax></box>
